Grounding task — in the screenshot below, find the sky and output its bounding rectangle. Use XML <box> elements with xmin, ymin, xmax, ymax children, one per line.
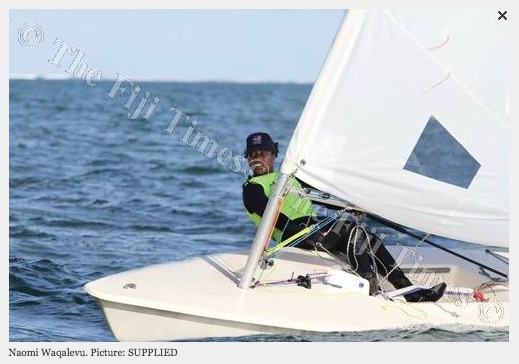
<box><xmin>9</xmin><ymin>9</ymin><xmax>346</xmax><ymax>83</ymax></box>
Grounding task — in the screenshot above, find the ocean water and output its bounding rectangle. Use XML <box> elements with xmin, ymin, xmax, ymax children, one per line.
<box><xmin>8</xmin><ymin>79</ymin><xmax>508</xmax><ymax>343</ymax></box>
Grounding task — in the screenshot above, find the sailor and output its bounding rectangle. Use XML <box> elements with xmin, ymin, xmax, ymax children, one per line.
<box><xmin>242</xmin><ymin>131</ymin><xmax>446</xmax><ymax>302</ymax></box>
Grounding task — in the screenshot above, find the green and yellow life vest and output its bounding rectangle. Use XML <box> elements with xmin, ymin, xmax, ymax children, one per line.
<box><xmin>246</xmin><ymin>172</ymin><xmax>314</xmax><ymax>242</ymax></box>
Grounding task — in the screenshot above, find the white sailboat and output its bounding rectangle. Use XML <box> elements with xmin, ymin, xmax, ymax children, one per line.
<box><xmin>84</xmin><ymin>9</ymin><xmax>509</xmax><ymax>341</ymax></box>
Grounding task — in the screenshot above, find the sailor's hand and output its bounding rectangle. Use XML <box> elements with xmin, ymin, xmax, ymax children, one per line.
<box><xmin>315</xmin><ymin>231</ymin><xmax>327</xmax><ymax>244</ymax></box>
<box><xmin>351</xmin><ymin>210</ymin><xmax>366</xmax><ymax>219</ymax></box>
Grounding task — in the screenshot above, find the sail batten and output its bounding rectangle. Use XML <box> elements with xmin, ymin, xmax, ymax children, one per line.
<box><xmin>281</xmin><ymin>9</ymin><xmax>508</xmax><ymax>247</ymax></box>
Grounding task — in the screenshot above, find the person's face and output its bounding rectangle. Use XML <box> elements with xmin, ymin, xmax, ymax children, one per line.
<box><xmin>247</xmin><ymin>150</ymin><xmax>275</xmax><ymax>176</ymax></box>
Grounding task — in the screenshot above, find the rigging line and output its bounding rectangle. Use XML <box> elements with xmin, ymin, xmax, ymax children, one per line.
<box><xmin>380</xmin><ymin>233</ymin><xmax>430</xmax><ymax>286</ymax></box>
<box><xmin>433</xmin><ymin>302</ymin><xmax>460</xmax><ymax>318</ymax></box>
<box><xmin>346</xmin><ymin>223</ymin><xmax>366</xmax><ymax>275</ymax></box>
<box><xmin>365</xmin><ymin>212</ymin><xmax>508</xmax><ymax>279</ymax></box>
<box><xmin>484</xmin><ymin>249</ymin><xmax>509</xmax><ymax>265</ymax></box>
<box><xmin>314</xmin><ymin>242</ymin><xmax>352</xmax><ymax>272</ymax></box>
<box><xmin>348</xmin><ymin>223</ymin><xmax>382</xmax><ymax>290</ymax></box>
<box><xmin>265</xmin><ymin>209</ymin><xmax>347</xmax><ymax>259</ymax></box>
<box><xmin>281</xmin><ymin>216</ymin><xmax>336</xmax><ymax>251</ymax></box>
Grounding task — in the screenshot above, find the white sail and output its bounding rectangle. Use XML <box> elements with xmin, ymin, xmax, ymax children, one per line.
<box><xmin>281</xmin><ymin>10</ymin><xmax>508</xmax><ymax>247</ymax></box>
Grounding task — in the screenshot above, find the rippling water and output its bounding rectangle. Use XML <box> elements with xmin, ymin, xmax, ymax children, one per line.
<box><xmin>9</xmin><ymin>79</ymin><xmax>508</xmax><ymax>343</ymax></box>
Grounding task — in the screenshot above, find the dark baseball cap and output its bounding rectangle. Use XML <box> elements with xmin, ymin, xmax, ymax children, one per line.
<box><xmin>245</xmin><ymin>132</ymin><xmax>278</xmax><ymax>155</ymax></box>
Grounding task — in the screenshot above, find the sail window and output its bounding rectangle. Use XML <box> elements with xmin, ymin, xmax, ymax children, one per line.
<box><xmin>404</xmin><ymin>116</ymin><xmax>480</xmax><ymax>189</ymax></box>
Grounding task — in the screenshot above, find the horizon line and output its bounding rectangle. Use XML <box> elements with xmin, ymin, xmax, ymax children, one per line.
<box><xmin>8</xmin><ymin>73</ymin><xmax>314</xmax><ymax>85</ymax></box>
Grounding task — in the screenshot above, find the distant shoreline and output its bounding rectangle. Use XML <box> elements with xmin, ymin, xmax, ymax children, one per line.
<box><xmin>8</xmin><ymin>74</ymin><xmax>313</xmax><ymax>85</ymax></box>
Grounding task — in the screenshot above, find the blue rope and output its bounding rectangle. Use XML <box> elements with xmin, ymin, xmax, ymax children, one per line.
<box><xmin>272</xmin><ymin>209</ymin><xmax>347</xmax><ymax>256</ymax></box>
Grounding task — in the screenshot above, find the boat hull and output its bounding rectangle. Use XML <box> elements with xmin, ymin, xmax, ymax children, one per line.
<box><xmin>85</xmin><ymin>246</ymin><xmax>509</xmax><ymax>341</ymax></box>
<box><xmin>97</xmin><ymin>299</ymin><xmax>310</xmax><ymax>342</ymax></box>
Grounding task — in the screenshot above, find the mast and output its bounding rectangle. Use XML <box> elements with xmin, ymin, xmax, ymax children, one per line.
<box><xmin>238</xmin><ymin>173</ymin><xmax>291</xmax><ymax>289</ymax></box>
